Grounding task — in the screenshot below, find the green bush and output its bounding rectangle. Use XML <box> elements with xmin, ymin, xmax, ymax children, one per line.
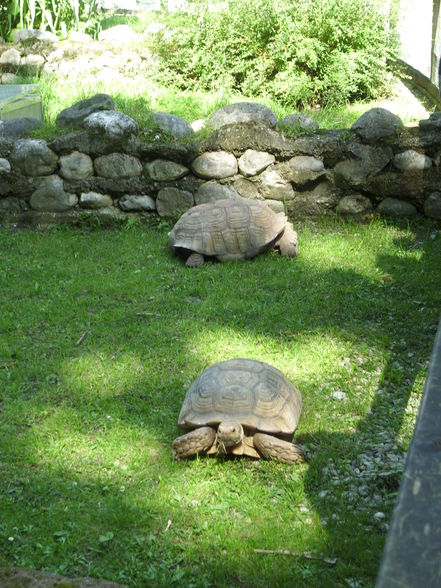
<box><xmin>152</xmin><ymin>0</ymin><xmax>398</xmax><ymax>108</ymax></box>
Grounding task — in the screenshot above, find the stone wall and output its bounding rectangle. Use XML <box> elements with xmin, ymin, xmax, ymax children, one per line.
<box><xmin>1</xmin><ymin>97</ymin><xmax>441</xmax><ymax>227</ymax></box>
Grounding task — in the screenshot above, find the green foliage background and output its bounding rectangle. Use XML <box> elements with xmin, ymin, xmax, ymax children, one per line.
<box><xmin>153</xmin><ymin>0</ymin><xmax>399</xmax><ymax>108</ymax></box>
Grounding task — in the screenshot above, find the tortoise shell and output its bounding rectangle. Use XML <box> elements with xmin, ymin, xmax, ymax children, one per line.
<box><xmin>178</xmin><ymin>359</ymin><xmax>302</xmax><ymax>438</ymax></box>
<box><xmin>168</xmin><ymin>197</ymin><xmax>287</xmax><ymax>261</ymax></box>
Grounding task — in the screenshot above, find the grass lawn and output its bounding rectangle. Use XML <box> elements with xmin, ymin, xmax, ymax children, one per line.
<box><xmin>0</xmin><ymin>216</ymin><xmax>440</xmax><ymax>586</ymax></box>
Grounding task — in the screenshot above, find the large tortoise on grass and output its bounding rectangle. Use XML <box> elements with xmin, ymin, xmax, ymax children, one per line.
<box><xmin>172</xmin><ymin>359</ymin><xmax>305</xmax><ymax>464</ymax></box>
<box><xmin>168</xmin><ymin>197</ymin><xmax>298</xmax><ymax>267</ymax></box>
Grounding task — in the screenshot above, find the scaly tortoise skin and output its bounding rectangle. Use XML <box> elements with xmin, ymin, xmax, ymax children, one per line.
<box><xmin>168</xmin><ymin>197</ymin><xmax>298</xmax><ymax>267</ymax></box>
<box><xmin>172</xmin><ymin>359</ymin><xmax>305</xmax><ymax>464</ymax></box>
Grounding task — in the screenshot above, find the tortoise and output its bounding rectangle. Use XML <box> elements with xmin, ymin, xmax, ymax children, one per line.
<box><xmin>168</xmin><ymin>197</ymin><xmax>298</xmax><ymax>267</ymax></box>
<box><xmin>172</xmin><ymin>358</ymin><xmax>305</xmax><ymax>464</ymax></box>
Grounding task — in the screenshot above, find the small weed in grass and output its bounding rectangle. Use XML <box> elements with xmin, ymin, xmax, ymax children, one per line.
<box><xmin>0</xmin><ymin>218</ymin><xmax>440</xmax><ymax>587</ymax></box>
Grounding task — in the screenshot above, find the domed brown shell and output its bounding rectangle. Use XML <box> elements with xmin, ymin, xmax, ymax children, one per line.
<box><xmin>168</xmin><ymin>197</ymin><xmax>287</xmax><ymax>261</ymax></box>
<box><xmin>178</xmin><ymin>359</ymin><xmax>302</xmax><ymax>437</ymax></box>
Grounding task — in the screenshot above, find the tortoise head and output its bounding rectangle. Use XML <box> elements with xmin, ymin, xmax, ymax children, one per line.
<box><xmin>216</xmin><ymin>421</ymin><xmax>244</xmax><ymax>453</ymax></box>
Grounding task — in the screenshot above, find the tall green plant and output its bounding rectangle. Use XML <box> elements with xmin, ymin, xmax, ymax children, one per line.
<box><xmin>0</xmin><ymin>0</ymin><xmax>102</xmax><ymax>40</ymax></box>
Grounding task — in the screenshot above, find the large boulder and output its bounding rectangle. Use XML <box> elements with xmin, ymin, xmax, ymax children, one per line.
<box><xmin>393</xmin><ymin>150</ymin><xmax>432</xmax><ymax>171</ymax></box>
<box><xmin>352</xmin><ymin>108</ymin><xmax>403</xmax><ymax>144</ymax></box>
<box><xmin>152</xmin><ymin>113</ymin><xmax>194</xmax><ymax>139</ymax></box>
<box><xmin>238</xmin><ymin>149</ymin><xmax>275</xmax><ymax>177</ymax></box>
<box><xmin>191</xmin><ymin>151</ymin><xmax>238</xmax><ymax>179</ymax></box>
<box><xmin>377</xmin><ymin>197</ymin><xmax>417</xmax><ymax>218</ymax></box>
<box><xmin>119</xmin><ymin>194</ymin><xmax>156</xmax><ymax>211</ymax></box>
<box><xmin>145</xmin><ymin>159</ymin><xmax>189</xmax><ymax>181</ymax></box>
<box><xmin>30</xmin><ymin>175</ymin><xmax>78</xmax><ymax>212</ymax></box>
<box><xmin>287</xmin><ymin>181</ymin><xmax>338</xmax><ymax>217</ymax></box>
<box><xmin>13</xmin><ymin>29</ymin><xmax>58</xmax><ymax>43</ymax></box>
<box><xmin>56</xmin><ymin>94</ymin><xmax>115</xmax><ymax>129</ymax></box>
<box><xmin>424</xmin><ymin>192</ymin><xmax>441</xmax><ymax>219</ymax></box>
<box><xmin>156</xmin><ymin>187</ymin><xmax>194</xmax><ymax>218</ymax></box>
<box><xmin>336</xmin><ymin>194</ymin><xmax>372</xmax><ymax>217</ymax></box>
<box><xmin>84</xmin><ymin>111</ymin><xmax>138</xmax><ymax>140</ymax></box>
<box><xmin>195</xmin><ymin>181</ymin><xmax>239</xmax><ymax>204</ymax></box>
<box><xmin>9</xmin><ymin>139</ymin><xmax>58</xmax><ymax>176</ymax></box>
<box><xmin>94</xmin><ymin>153</ymin><xmax>142</xmax><ymax>178</ymax></box>
<box><xmin>59</xmin><ymin>151</ymin><xmax>94</xmax><ymax>180</ymax></box>
<box><xmin>208</xmin><ymin>102</ymin><xmax>277</xmax><ymax>129</ymax></box>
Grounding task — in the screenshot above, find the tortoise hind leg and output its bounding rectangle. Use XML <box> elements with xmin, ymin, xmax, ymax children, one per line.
<box><xmin>172</xmin><ymin>426</ymin><xmax>216</xmax><ymax>460</ymax></box>
<box><xmin>186</xmin><ymin>253</ymin><xmax>205</xmax><ymax>267</ymax></box>
<box><xmin>254</xmin><ymin>433</ymin><xmax>306</xmax><ymax>464</ymax></box>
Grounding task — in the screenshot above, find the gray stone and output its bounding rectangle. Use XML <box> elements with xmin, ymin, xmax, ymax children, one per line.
<box><xmin>119</xmin><ymin>195</ymin><xmax>156</xmax><ymax>211</ymax></box>
<box><xmin>336</xmin><ymin>194</ymin><xmax>372</xmax><ymax>216</ymax></box>
<box><xmin>156</xmin><ymin>187</ymin><xmax>194</xmax><ymax>218</ymax></box>
<box><xmin>59</xmin><ymin>151</ymin><xmax>94</xmax><ymax>180</ymax></box>
<box><xmin>145</xmin><ymin>159</ymin><xmax>188</xmax><ymax>181</ymax></box>
<box><xmin>203</xmin><ymin>123</ymin><xmax>297</xmax><ymax>158</ymax></box>
<box><xmin>259</xmin><ymin>167</ymin><xmax>295</xmax><ymax>201</ymax></box>
<box><xmin>285</xmin><ymin>155</ymin><xmax>325</xmax><ymax>185</ymax></box>
<box><xmin>191</xmin><ymin>151</ymin><xmax>238</xmax><ymax>179</ymax></box>
<box><xmin>30</xmin><ymin>175</ymin><xmax>77</xmax><ymax>211</ymax></box>
<box><xmin>287</xmin><ymin>181</ymin><xmax>338</xmax><ymax>217</ymax></box>
<box><xmin>419</xmin><ymin>111</ymin><xmax>441</xmax><ymax>131</ymax></box>
<box><xmin>264</xmin><ymin>199</ymin><xmax>285</xmax><ymax>214</ymax></box>
<box><xmin>352</xmin><ymin>108</ymin><xmax>403</xmax><ymax>144</ymax></box>
<box><xmin>13</xmin><ymin>29</ymin><xmax>58</xmax><ymax>43</ymax></box>
<box><xmin>0</xmin><ymin>48</ymin><xmax>21</xmax><ymax>66</ymax></box>
<box><xmin>80</xmin><ymin>192</ymin><xmax>113</xmax><ymax>209</ymax></box>
<box><xmin>9</xmin><ymin>139</ymin><xmax>58</xmax><ymax>176</ymax></box>
<box><xmin>152</xmin><ymin>113</ymin><xmax>194</xmax><ymax>139</ymax></box>
<box><xmin>0</xmin><ymin>118</ymin><xmax>42</xmax><ymax>139</ymax></box>
<box><xmin>56</xmin><ymin>94</ymin><xmax>115</xmax><ymax>129</ymax></box>
<box><xmin>22</xmin><ymin>53</ymin><xmax>45</xmax><ymax>73</ymax></box>
<box><xmin>393</xmin><ymin>150</ymin><xmax>432</xmax><ymax>171</ymax></box>
<box><xmin>84</xmin><ymin>111</ymin><xmax>138</xmax><ymax>140</ymax></box>
<box><xmin>94</xmin><ymin>153</ymin><xmax>142</xmax><ymax>178</ymax></box>
<box><xmin>195</xmin><ymin>181</ymin><xmax>239</xmax><ymax>204</ymax></box>
<box><xmin>233</xmin><ymin>176</ymin><xmax>260</xmax><ymax>200</ymax></box>
<box><xmin>0</xmin><ymin>197</ymin><xmax>24</xmax><ymax>215</ymax></box>
<box><xmin>277</xmin><ymin>114</ymin><xmax>319</xmax><ymax>131</ymax></box>
<box><xmin>238</xmin><ymin>149</ymin><xmax>275</xmax><ymax>177</ymax></box>
<box><xmin>0</xmin><ymin>158</ymin><xmax>11</xmax><ymax>173</ymax></box>
<box><xmin>377</xmin><ymin>198</ymin><xmax>417</xmax><ymax>218</ymax></box>
<box><xmin>424</xmin><ymin>192</ymin><xmax>441</xmax><ymax>219</ymax></box>
<box><xmin>334</xmin><ymin>144</ymin><xmax>392</xmax><ymax>190</ymax></box>
<box><xmin>208</xmin><ymin>102</ymin><xmax>277</xmax><ymax>129</ymax></box>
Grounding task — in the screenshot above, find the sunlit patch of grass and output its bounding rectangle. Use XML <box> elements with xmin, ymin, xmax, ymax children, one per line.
<box><xmin>0</xmin><ymin>218</ymin><xmax>440</xmax><ymax>586</ymax></box>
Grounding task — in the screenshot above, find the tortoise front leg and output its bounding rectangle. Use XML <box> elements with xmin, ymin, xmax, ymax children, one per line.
<box><xmin>172</xmin><ymin>426</ymin><xmax>216</xmax><ymax>460</ymax></box>
<box><xmin>254</xmin><ymin>433</ymin><xmax>306</xmax><ymax>464</ymax></box>
<box><xmin>277</xmin><ymin>223</ymin><xmax>298</xmax><ymax>257</ymax></box>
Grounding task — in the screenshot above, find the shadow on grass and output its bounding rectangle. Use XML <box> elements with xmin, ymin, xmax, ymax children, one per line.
<box><xmin>0</xmin><ymin>219</ymin><xmax>440</xmax><ymax>586</ymax></box>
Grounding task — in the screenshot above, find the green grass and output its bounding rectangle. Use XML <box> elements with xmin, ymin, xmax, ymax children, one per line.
<box><xmin>0</xmin><ymin>217</ymin><xmax>440</xmax><ymax>586</ymax></box>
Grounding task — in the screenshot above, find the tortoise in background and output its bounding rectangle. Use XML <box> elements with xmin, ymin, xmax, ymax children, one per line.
<box><xmin>172</xmin><ymin>359</ymin><xmax>305</xmax><ymax>464</ymax></box>
<box><xmin>168</xmin><ymin>197</ymin><xmax>298</xmax><ymax>267</ymax></box>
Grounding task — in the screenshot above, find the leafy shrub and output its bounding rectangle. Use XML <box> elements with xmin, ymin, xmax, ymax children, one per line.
<box><xmin>152</xmin><ymin>0</ymin><xmax>398</xmax><ymax>108</ymax></box>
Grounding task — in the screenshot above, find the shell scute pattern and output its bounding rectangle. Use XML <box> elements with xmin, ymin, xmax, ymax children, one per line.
<box><xmin>178</xmin><ymin>359</ymin><xmax>302</xmax><ymax>436</ymax></box>
<box><xmin>169</xmin><ymin>198</ymin><xmax>288</xmax><ymax>260</ymax></box>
